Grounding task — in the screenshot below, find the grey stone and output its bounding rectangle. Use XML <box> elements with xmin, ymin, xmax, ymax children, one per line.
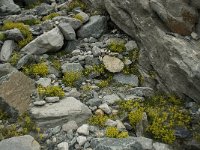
<box><xmin>105</xmin><ymin>119</ymin><xmax>117</xmax><ymax>127</ymax></box>
<box><xmin>35</xmin><ymin>3</ymin><xmax>54</xmax><ymax>16</ymax></box>
<box><xmin>86</xmin><ymin>98</ymin><xmax>102</xmax><ymax>107</ymax></box>
<box><xmin>33</xmin><ymin>100</ymin><xmax>46</xmax><ymax>106</ymax></box>
<box><xmin>65</xmin><ymin>88</ymin><xmax>81</xmax><ymax>98</ymax></box>
<box><xmin>77</xmin><ymin>136</ymin><xmax>87</xmax><ymax>146</ymax></box>
<box><xmin>0</xmin><ymin>135</ymin><xmax>40</xmax><ymax>150</ymax></box>
<box><xmin>0</xmin><ymin>64</ymin><xmax>35</xmax><ymax>115</ymax></box>
<box><xmin>75</xmin><ymin>11</ymin><xmax>89</xmax><ymax>23</ymax></box>
<box><xmin>61</xmin><ymin>62</ymin><xmax>83</xmax><ymax>73</ymax></box>
<box><xmin>21</xmin><ymin>27</ymin><xmax>64</xmax><ymax>55</ymax></box>
<box><xmin>136</xmin><ymin>112</ymin><xmax>148</xmax><ymax>137</ymax></box>
<box><xmin>36</xmin><ymin>78</ymin><xmax>51</xmax><ymax>87</ymax></box>
<box><xmin>77</xmin><ymin>15</ymin><xmax>107</xmax><ymax>38</ymax></box>
<box><xmin>64</xmin><ymin>40</ymin><xmax>80</xmax><ymax>52</ymax></box>
<box><xmin>62</xmin><ymin>120</ymin><xmax>78</xmax><ymax>132</ymax></box>
<box><xmin>53</xmin><ymin>16</ymin><xmax>82</xmax><ymax>30</ymax></box>
<box><xmin>104</xmin><ymin>0</ymin><xmax>200</xmax><ymax>103</ymax></box>
<box><xmin>113</xmin><ymin>74</ymin><xmax>139</xmax><ymax>86</ymax></box>
<box><xmin>92</xmin><ymin>46</ymin><xmax>101</xmax><ymax>57</ymax></box>
<box><xmin>127</xmin><ymin>87</ymin><xmax>154</xmax><ymax>97</ymax></box>
<box><xmin>99</xmin><ymin>103</ymin><xmax>111</xmax><ymax>114</ymax></box>
<box><xmin>103</xmin><ymin>55</ymin><xmax>124</xmax><ymax>73</ymax></box>
<box><xmin>0</xmin><ymin>40</ymin><xmax>15</xmax><ymax>62</ymax></box>
<box><xmin>58</xmin><ymin>23</ymin><xmax>76</xmax><ymax>40</ymax></box>
<box><xmin>103</xmin><ymin>94</ymin><xmax>121</xmax><ymax>105</ymax></box>
<box><xmin>153</xmin><ymin>142</ymin><xmax>172</xmax><ymax>150</ymax></box>
<box><xmin>77</xmin><ymin>124</ymin><xmax>89</xmax><ymax>136</ymax></box>
<box><xmin>116</xmin><ymin>120</ymin><xmax>126</xmax><ymax>132</ymax></box>
<box><xmin>57</xmin><ymin>142</ymin><xmax>69</xmax><ymax>150</ymax></box>
<box><xmin>16</xmin><ymin>54</ymin><xmax>39</xmax><ymax>69</ymax></box>
<box><xmin>125</xmin><ymin>40</ymin><xmax>138</xmax><ymax>51</ymax></box>
<box><xmin>90</xmin><ymin>137</ymin><xmax>149</xmax><ymax>150</ymax></box>
<box><xmin>30</xmin><ymin>97</ymin><xmax>92</xmax><ymax>127</ymax></box>
<box><xmin>5</xmin><ymin>28</ymin><xmax>24</xmax><ymax>41</ymax></box>
<box><xmin>45</xmin><ymin>97</ymin><xmax>60</xmax><ymax>103</ymax></box>
<box><xmin>191</xmin><ymin>0</ymin><xmax>200</xmax><ymax>9</ymax></box>
<box><xmin>0</xmin><ymin>0</ymin><xmax>21</xmax><ymax>16</ymax></box>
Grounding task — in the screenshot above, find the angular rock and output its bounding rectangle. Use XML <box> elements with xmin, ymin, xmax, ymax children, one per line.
<box><xmin>125</xmin><ymin>40</ymin><xmax>138</xmax><ymax>51</ymax></box>
<box><xmin>127</xmin><ymin>87</ymin><xmax>154</xmax><ymax>97</ymax></box>
<box><xmin>35</xmin><ymin>3</ymin><xmax>54</xmax><ymax>16</ymax></box>
<box><xmin>5</xmin><ymin>28</ymin><xmax>24</xmax><ymax>41</ymax></box>
<box><xmin>36</xmin><ymin>78</ymin><xmax>51</xmax><ymax>87</ymax></box>
<box><xmin>99</xmin><ymin>103</ymin><xmax>111</xmax><ymax>114</ymax></box>
<box><xmin>77</xmin><ymin>136</ymin><xmax>87</xmax><ymax>146</ymax></box>
<box><xmin>153</xmin><ymin>142</ymin><xmax>172</xmax><ymax>150</ymax></box>
<box><xmin>0</xmin><ymin>135</ymin><xmax>40</xmax><ymax>150</ymax></box>
<box><xmin>33</xmin><ymin>101</ymin><xmax>46</xmax><ymax>106</ymax></box>
<box><xmin>103</xmin><ymin>55</ymin><xmax>124</xmax><ymax>73</ymax></box>
<box><xmin>0</xmin><ymin>63</ymin><xmax>35</xmax><ymax>115</ymax></box>
<box><xmin>62</xmin><ymin>120</ymin><xmax>78</xmax><ymax>132</ymax></box>
<box><xmin>104</xmin><ymin>0</ymin><xmax>200</xmax><ymax>103</ymax></box>
<box><xmin>21</xmin><ymin>27</ymin><xmax>64</xmax><ymax>55</ymax></box>
<box><xmin>75</xmin><ymin>11</ymin><xmax>89</xmax><ymax>23</ymax></box>
<box><xmin>0</xmin><ymin>40</ymin><xmax>15</xmax><ymax>62</ymax></box>
<box><xmin>0</xmin><ymin>0</ymin><xmax>21</xmax><ymax>16</ymax></box>
<box><xmin>103</xmin><ymin>94</ymin><xmax>121</xmax><ymax>105</ymax></box>
<box><xmin>77</xmin><ymin>15</ymin><xmax>107</xmax><ymax>38</ymax></box>
<box><xmin>61</xmin><ymin>62</ymin><xmax>83</xmax><ymax>73</ymax></box>
<box><xmin>113</xmin><ymin>73</ymin><xmax>139</xmax><ymax>86</ymax></box>
<box><xmin>57</xmin><ymin>142</ymin><xmax>69</xmax><ymax>150</ymax></box>
<box><xmin>45</xmin><ymin>97</ymin><xmax>60</xmax><ymax>103</ymax></box>
<box><xmin>58</xmin><ymin>23</ymin><xmax>76</xmax><ymax>40</ymax></box>
<box><xmin>77</xmin><ymin>124</ymin><xmax>89</xmax><ymax>136</ymax></box>
<box><xmin>30</xmin><ymin>97</ymin><xmax>92</xmax><ymax>127</ymax></box>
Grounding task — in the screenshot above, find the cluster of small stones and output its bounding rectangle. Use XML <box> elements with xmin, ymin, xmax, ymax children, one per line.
<box><xmin>0</xmin><ymin>1</ymin><xmax>200</xmax><ymax>150</ymax></box>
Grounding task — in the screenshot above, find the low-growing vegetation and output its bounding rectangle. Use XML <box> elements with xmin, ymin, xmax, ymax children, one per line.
<box><xmin>9</xmin><ymin>52</ymin><xmax>21</xmax><ymax>66</ymax></box>
<box><xmin>42</xmin><ymin>13</ymin><xmax>60</xmax><ymax>21</ymax></box>
<box><xmin>108</xmin><ymin>41</ymin><xmax>126</xmax><ymax>53</ymax></box>
<box><xmin>67</xmin><ymin>0</ymin><xmax>87</xmax><ymax>12</ymax></box>
<box><xmin>37</xmin><ymin>86</ymin><xmax>65</xmax><ymax>98</ymax></box>
<box><xmin>63</xmin><ymin>71</ymin><xmax>82</xmax><ymax>87</ymax></box>
<box><xmin>74</xmin><ymin>14</ymin><xmax>84</xmax><ymax>22</ymax></box>
<box><xmin>105</xmin><ymin>127</ymin><xmax>129</xmax><ymax>138</ymax></box>
<box><xmin>0</xmin><ymin>32</ymin><xmax>6</xmax><ymax>41</ymax></box>
<box><xmin>2</xmin><ymin>22</ymin><xmax>33</xmax><ymax>48</ymax></box>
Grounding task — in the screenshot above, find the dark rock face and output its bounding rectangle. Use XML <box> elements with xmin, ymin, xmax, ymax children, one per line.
<box><xmin>0</xmin><ymin>0</ymin><xmax>21</xmax><ymax>16</ymax></box>
<box><xmin>102</xmin><ymin>0</ymin><xmax>200</xmax><ymax>103</ymax></box>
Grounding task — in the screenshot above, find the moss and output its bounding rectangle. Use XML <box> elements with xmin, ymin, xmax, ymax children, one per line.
<box><xmin>22</xmin><ymin>19</ymin><xmax>41</xmax><ymax>26</ymax></box>
<box><xmin>108</xmin><ymin>41</ymin><xmax>126</xmax><ymax>53</ymax></box>
<box><xmin>51</xmin><ymin>59</ymin><xmax>61</xmax><ymax>70</ymax></box>
<box><xmin>23</xmin><ymin>62</ymin><xmax>49</xmax><ymax>77</ymax></box>
<box><xmin>25</xmin><ymin>0</ymin><xmax>45</xmax><ymax>9</ymax></box>
<box><xmin>74</xmin><ymin>14</ymin><xmax>84</xmax><ymax>22</ymax></box>
<box><xmin>97</xmin><ymin>80</ymin><xmax>109</xmax><ymax>88</ymax></box>
<box><xmin>105</xmin><ymin>127</ymin><xmax>129</xmax><ymax>138</ymax></box>
<box><xmin>9</xmin><ymin>52</ymin><xmax>21</xmax><ymax>66</ymax></box>
<box><xmin>63</xmin><ymin>71</ymin><xmax>82</xmax><ymax>87</ymax></box>
<box><xmin>88</xmin><ymin>115</ymin><xmax>109</xmax><ymax>127</ymax></box>
<box><xmin>81</xmin><ymin>85</ymin><xmax>93</xmax><ymax>92</ymax></box>
<box><xmin>128</xmin><ymin>108</ymin><xmax>144</xmax><ymax>128</ymax></box>
<box><xmin>128</xmin><ymin>48</ymin><xmax>140</xmax><ymax>62</ymax></box>
<box><xmin>67</xmin><ymin>0</ymin><xmax>87</xmax><ymax>12</ymax></box>
<box><xmin>42</xmin><ymin>13</ymin><xmax>60</xmax><ymax>21</ymax></box>
<box><xmin>0</xmin><ymin>32</ymin><xmax>6</xmax><ymax>41</ymax></box>
<box><xmin>2</xmin><ymin>22</ymin><xmax>32</xmax><ymax>48</ymax></box>
<box><xmin>37</xmin><ymin>86</ymin><xmax>65</xmax><ymax>98</ymax></box>
<box><xmin>83</xmin><ymin>64</ymin><xmax>106</xmax><ymax>77</ymax></box>
<box><xmin>0</xmin><ymin>110</ymin><xmax>9</xmax><ymax>120</ymax></box>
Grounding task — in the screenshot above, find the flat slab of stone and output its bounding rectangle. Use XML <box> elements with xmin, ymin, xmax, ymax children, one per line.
<box><xmin>30</xmin><ymin>97</ymin><xmax>92</xmax><ymax>127</ymax></box>
<box><xmin>113</xmin><ymin>73</ymin><xmax>139</xmax><ymax>86</ymax></box>
<box><xmin>0</xmin><ymin>135</ymin><xmax>40</xmax><ymax>150</ymax></box>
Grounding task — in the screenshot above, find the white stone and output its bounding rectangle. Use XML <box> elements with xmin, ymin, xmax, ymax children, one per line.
<box><xmin>77</xmin><ymin>124</ymin><xmax>89</xmax><ymax>136</ymax></box>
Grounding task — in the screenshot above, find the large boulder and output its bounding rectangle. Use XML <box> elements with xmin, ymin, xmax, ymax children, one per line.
<box><xmin>0</xmin><ymin>63</ymin><xmax>35</xmax><ymax>116</ymax></box>
<box><xmin>30</xmin><ymin>97</ymin><xmax>92</xmax><ymax>127</ymax></box>
<box><xmin>21</xmin><ymin>27</ymin><xmax>64</xmax><ymax>55</ymax></box>
<box><xmin>103</xmin><ymin>0</ymin><xmax>200</xmax><ymax>103</ymax></box>
<box><xmin>0</xmin><ymin>135</ymin><xmax>40</xmax><ymax>150</ymax></box>
<box><xmin>0</xmin><ymin>0</ymin><xmax>21</xmax><ymax>16</ymax></box>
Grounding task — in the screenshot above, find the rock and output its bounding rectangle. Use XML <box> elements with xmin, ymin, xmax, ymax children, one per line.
<box><xmin>57</xmin><ymin>142</ymin><xmax>69</xmax><ymax>150</ymax></box>
<box><xmin>86</xmin><ymin>98</ymin><xmax>102</xmax><ymax>107</ymax></box>
<box><xmin>90</xmin><ymin>137</ymin><xmax>151</xmax><ymax>150</ymax></box>
<box><xmin>0</xmin><ymin>0</ymin><xmax>21</xmax><ymax>16</ymax></box>
<box><xmin>65</xmin><ymin>88</ymin><xmax>81</xmax><ymax>98</ymax></box>
<box><xmin>95</xmin><ymin>109</ymin><xmax>104</xmax><ymax>116</ymax></box>
<box><xmin>36</xmin><ymin>78</ymin><xmax>51</xmax><ymax>87</ymax></box>
<box><xmin>102</xmin><ymin>94</ymin><xmax>121</xmax><ymax>105</ymax></box>
<box><xmin>104</xmin><ymin>0</ymin><xmax>200</xmax><ymax>103</ymax></box>
<box><xmin>77</xmin><ymin>136</ymin><xmax>87</xmax><ymax>146</ymax></box>
<box><xmin>191</xmin><ymin>32</ymin><xmax>199</xmax><ymax>40</ymax></box>
<box><xmin>116</xmin><ymin>120</ymin><xmax>126</xmax><ymax>132</ymax></box>
<box><xmin>30</xmin><ymin>97</ymin><xmax>92</xmax><ymax>127</ymax></box>
<box><xmin>33</xmin><ymin>101</ymin><xmax>46</xmax><ymax>106</ymax></box>
<box><xmin>75</xmin><ymin>11</ymin><xmax>89</xmax><ymax>23</ymax></box>
<box><xmin>127</xmin><ymin>87</ymin><xmax>154</xmax><ymax>97</ymax></box>
<box><xmin>45</xmin><ymin>97</ymin><xmax>60</xmax><ymax>103</ymax></box>
<box><xmin>5</xmin><ymin>28</ymin><xmax>24</xmax><ymax>41</ymax></box>
<box><xmin>16</xmin><ymin>54</ymin><xmax>38</xmax><ymax>69</ymax></box>
<box><xmin>58</xmin><ymin>23</ymin><xmax>76</xmax><ymax>40</ymax></box>
<box><xmin>136</xmin><ymin>112</ymin><xmax>148</xmax><ymax>137</ymax></box>
<box><xmin>0</xmin><ymin>135</ymin><xmax>40</xmax><ymax>150</ymax></box>
<box><xmin>103</xmin><ymin>55</ymin><xmax>124</xmax><ymax>73</ymax></box>
<box><xmin>174</xmin><ymin>127</ymin><xmax>191</xmax><ymax>139</ymax></box>
<box><xmin>61</xmin><ymin>62</ymin><xmax>83</xmax><ymax>73</ymax></box>
<box><xmin>99</xmin><ymin>103</ymin><xmax>111</xmax><ymax>114</ymax></box>
<box><xmin>62</xmin><ymin>120</ymin><xmax>78</xmax><ymax>132</ymax></box>
<box><xmin>125</xmin><ymin>40</ymin><xmax>138</xmax><ymax>51</ymax></box>
<box><xmin>53</xmin><ymin>16</ymin><xmax>82</xmax><ymax>30</ymax></box>
<box><xmin>77</xmin><ymin>15</ymin><xmax>107</xmax><ymax>38</ymax></box>
<box><xmin>153</xmin><ymin>142</ymin><xmax>172</xmax><ymax>150</ymax></box>
<box><xmin>113</xmin><ymin>74</ymin><xmax>139</xmax><ymax>86</ymax></box>
<box><xmin>77</xmin><ymin>124</ymin><xmax>89</xmax><ymax>136</ymax></box>
<box><xmin>0</xmin><ymin>64</ymin><xmax>35</xmax><ymax>115</ymax></box>
<box><xmin>64</xmin><ymin>40</ymin><xmax>80</xmax><ymax>52</ymax></box>
<box><xmin>105</xmin><ymin>119</ymin><xmax>117</xmax><ymax>127</ymax></box>
<box><xmin>191</xmin><ymin>0</ymin><xmax>200</xmax><ymax>9</ymax></box>
<box><xmin>35</xmin><ymin>3</ymin><xmax>54</xmax><ymax>16</ymax></box>
<box><xmin>0</xmin><ymin>40</ymin><xmax>15</xmax><ymax>62</ymax></box>
<box><xmin>92</xmin><ymin>46</ymin><xmax>101</xmax><ymax>57</ymax></box>
<box><xmin>21</xmin><ymin>27</ymin><xmax>64</xmax><ymax>55</ymax></box>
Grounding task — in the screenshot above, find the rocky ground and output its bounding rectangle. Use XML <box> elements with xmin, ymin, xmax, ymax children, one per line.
<box><xmin>0</xmin><ymin>0</ymin><xmax>200</xmax><ymax>150</ymax></box>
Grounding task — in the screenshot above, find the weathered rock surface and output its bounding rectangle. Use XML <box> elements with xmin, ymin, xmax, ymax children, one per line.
<box><xmin>58</xmin><ymin>23</ymin><xmax>76</xmax><ymax>41</ymax></box>
<box><xmin>0</xmin><ymin>63</ymin><xmax>35</xmax><ymax>115</ymax></box>
<box><xmin>0</xmin><ymin>135</ymin><xmax>40</xmax><ymax>150</ymax></box>
<box><xmin>21</xmin><ymin>27</ymin><xmax>64</xmax><ymax>55</ymax></box>
<box><xmin>104</xmin><ymin>0</ymin><xmax>200</xmax><ymax>103</ymax></box>
<box><xmin>0</xmin><ymin>0</ymin><xmax>21</xmax><ymax>16</ymax></box>
<box><xmin>0</xmin><ymin>40</ymin><xmax>15</xmax><ymax>61</ymax></box>
<box><xmin>30</xmin><ymin>97</ymin><xmax>92</xmax><ymax>127</ymax></box>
